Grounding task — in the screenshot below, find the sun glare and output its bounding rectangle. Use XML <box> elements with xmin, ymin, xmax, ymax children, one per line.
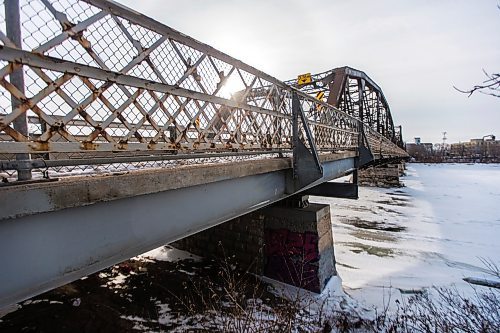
<box><xmin>218</xmin><ymin>74</ymin><xmax>246</xmax><ymax>99</ymax></box>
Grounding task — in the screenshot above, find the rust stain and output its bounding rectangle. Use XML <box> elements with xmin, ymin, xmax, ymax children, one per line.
<box><xmin>81</xmin><ymin>142</ymin><xmax>98</xmax><ymax>150</ymax></box>
<box><xmin>116</xmin><ymin>114</ymin><xmax>126</xmax><ymax>123</ymax></box>
<box><xmin>134</xmin><ymin>132</ymin><xmax>143</xmax><ymax>142</ymax></box>
<box><xmin>117</xmin><ymin>142</ymin><xmax>128</xmax><ymax>150</ymax></box>
<box><xmin>78</xmin><ymin>108</ymin><xmax>88</xmax><ymax>118</ymax></box>
<box><xmin>29</xmin><ymin>141</ymin><xmax>50</xmax><ymax>152</ymax></box>
<box><xmin>51</xmin><ymin>121</ymin><xmax>65</xmax><ymax>130</ymax></box>
<box><xmin>61</xmin><ymin>20</ymin><xmax>76</xmax><ymax>33</ymax></box>
<box><xmin>7</xmin><ymin>62</ymin><xmax>16</xmax><ymax>72</ymax></box>
<box><xmin>77</xmin><ymin>35</ymin><xmax>92</xmax><ymax>51</ymax></box>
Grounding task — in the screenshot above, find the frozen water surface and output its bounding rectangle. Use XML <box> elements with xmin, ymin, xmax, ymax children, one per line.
<box><xmin>311</xmin><ymin>163</ymin><xmax>500</xmax><ymax>308</ymax></box>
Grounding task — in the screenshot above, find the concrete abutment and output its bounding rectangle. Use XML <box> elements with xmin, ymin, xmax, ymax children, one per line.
<box><xmin>358</xmin><ymin>162</ymin><xmax>405</xmax><ymax>187</ymax></box>
<box><xmin>173</xmin><ymin>201</ymin><xmax>336</xmax><ymax>293</ymax></box>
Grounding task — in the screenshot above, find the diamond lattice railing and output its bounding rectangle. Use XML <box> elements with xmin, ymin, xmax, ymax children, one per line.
<box><xmin>0</xmin><ymin>0</ymin><xmax>405</xmax><ymax>180</ymax></box>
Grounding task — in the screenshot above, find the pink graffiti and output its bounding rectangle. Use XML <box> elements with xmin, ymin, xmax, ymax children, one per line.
<box><xmin>265</xmin><ymin>229</ymin><xmax>319</xmax><ymax>262</ymax></box>
<box><xmin>264</xmin><ymin>229</ymin><xmax>321</xmax><ymax>292</ymax></box>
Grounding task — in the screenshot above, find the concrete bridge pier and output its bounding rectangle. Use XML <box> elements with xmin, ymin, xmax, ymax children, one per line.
<box><xmin>358</xmin><ymin>162</ymin><xmax>405</xmax><ymax>187</ymax></box>
<box><xmin>398</xmin><ymin>162</ymin><xmax>406</xmax><ymax>176</ymax></box>
<box><xmin>173</xmin><ymin>197</ymin><xmax>336</xmax><ymax>293</ymax></box>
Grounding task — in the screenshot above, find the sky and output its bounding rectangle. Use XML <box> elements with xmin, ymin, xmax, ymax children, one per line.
<box><xmin>115</xmin><ymin>0</ymin><xmax>500</xmax><ymax>144</ymax></box>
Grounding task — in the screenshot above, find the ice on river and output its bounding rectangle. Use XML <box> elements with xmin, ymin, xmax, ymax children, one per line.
<box><xmin>311</xmin><ymin>163</ymin><xmax>500</xmax><ymax>308</ymax></box>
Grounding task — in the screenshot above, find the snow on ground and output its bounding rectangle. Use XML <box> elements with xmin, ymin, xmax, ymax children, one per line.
<box><xmin>311</xmin><ymin>163</ymin><xmax>500</xmax><ymax>309</ymax></box>
<box><xmin>136</xmin><ymin>245</ymin><xmax>201</xmax><ymax>263</ymax></box>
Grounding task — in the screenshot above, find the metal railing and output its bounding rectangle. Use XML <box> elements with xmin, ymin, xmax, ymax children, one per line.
<box><xmin>0</xmin><ymin>0</ymin><xmax>405</xmax><ymax>181</ymax></box>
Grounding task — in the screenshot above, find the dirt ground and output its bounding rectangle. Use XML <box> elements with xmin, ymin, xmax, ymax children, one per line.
<box><xmin>0</xmin><ymin>249</ymin><xmax>283</xmax><ymax>332</ymax></box>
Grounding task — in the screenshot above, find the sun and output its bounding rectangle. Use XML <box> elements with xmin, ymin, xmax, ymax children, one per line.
<box><xmin>218</xmin><ymin>73</ymin><xmax>247</xmax><ymax>100</ymax></box>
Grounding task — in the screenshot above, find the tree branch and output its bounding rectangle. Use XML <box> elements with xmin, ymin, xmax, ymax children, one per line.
<box><xmin>454</xmin><ymin>70</ymin><xmax>500</xmax><ymax>98</ymax></box>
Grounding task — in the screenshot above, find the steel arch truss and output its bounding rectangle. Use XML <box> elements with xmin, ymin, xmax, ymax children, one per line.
<box><xmin>285</xmin><ymin>67</ymin><xmax>404</xmax><ymax>149</ymax></box>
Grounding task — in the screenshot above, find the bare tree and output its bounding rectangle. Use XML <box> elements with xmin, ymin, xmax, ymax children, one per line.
<box><xmin>454</xmin><ymin>70</ymin><xmax>500</xmax><ymax>98</ymax></box>
<box><xmin>454</xmin><ymin>3</ymin><xmax>500</xmax><ymax>98</ymax></box>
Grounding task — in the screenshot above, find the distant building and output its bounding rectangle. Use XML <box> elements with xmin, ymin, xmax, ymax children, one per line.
<box><xmin>449</xmin><ymin>136</ymin><xmax>499</xmax><ymax>162</ymax></box>
<box><xmin>406</xmin><ymin>135</ymin><xmax>499</xmax><ymax>162</ymax></box>
<box><xmin>406</xmin><ymin>137</ymin><xmax>434</xmax><ymax>160</ymax></box>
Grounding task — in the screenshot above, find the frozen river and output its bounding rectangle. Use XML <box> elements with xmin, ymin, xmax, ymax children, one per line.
<box><xmin>311</xmin><ymin>163</ymin><xmax>500</xmax><ymax>308</ymax></box>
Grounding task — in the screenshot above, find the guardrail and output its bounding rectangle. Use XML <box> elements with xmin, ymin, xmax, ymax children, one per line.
<box><xmin>0</xmin><ymin>0</ymin><xmax>405</xmax><ymax>182</ymax></box>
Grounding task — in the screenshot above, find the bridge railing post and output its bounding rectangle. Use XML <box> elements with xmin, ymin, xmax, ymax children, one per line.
<box><xmin>5</xmin><ymin>0</ymin><xmax>32</xmax><ymax>181</ymax></box>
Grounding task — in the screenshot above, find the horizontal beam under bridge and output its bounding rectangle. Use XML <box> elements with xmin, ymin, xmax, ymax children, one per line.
<box><xmin>0</xmin><ymin>153</ymin><xmax>355</xmax><ymax>308</ymax></box>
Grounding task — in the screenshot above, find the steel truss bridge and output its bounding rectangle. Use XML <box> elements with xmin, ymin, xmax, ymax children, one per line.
<box><xmin>0</xmin><ymin>0</ymin><xmax>407</xmax><ymax>307</ymax></box>
<box><xmin>284</xmin><ymin>67</ymin><xmax>404</xmax><ymax>149</ymax></box>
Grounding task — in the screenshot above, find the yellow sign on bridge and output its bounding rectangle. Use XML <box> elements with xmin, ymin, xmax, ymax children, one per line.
<box><xmin>316</xmin><ymin>91</ymin><xmax>325</xmax><ymax>101</ymax></box>
<box><xmin>297</xmin><ymin>73</ymin><xmax>312</xmax><ymax>85</ymax></box>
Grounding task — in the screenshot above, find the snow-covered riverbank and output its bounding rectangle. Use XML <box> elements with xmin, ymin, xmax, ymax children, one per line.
<box><xmin>311</xmin><ymin>163</ymin><xmax>500</xmax><ymax>308</ymax></box>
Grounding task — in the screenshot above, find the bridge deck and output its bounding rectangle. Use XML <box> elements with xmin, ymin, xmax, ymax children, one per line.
<box><xmin>0</xmin><ymin>151</ymin><xmax>356</xmax><ymax>308</ymax></box>
<box><xmin>0</xmin><ymin>151</ymin><xmax>356</xmax><ymax>221</ymax></box>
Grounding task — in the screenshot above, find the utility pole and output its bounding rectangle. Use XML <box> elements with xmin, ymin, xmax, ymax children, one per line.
<box><xmin>442</xmin><ymin>131</ymin><xmax>447</xmax><ymax>153</ymax></box>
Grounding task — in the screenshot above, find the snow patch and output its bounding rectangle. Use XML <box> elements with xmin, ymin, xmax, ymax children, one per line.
<box><xmin>136</xmin><ymin>245</ymin><xmax>201</xmax><ymax>263</ymax></box>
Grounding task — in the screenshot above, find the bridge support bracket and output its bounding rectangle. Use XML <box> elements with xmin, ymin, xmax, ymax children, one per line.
<box><xmin>288</xmin><ymin>92</ymin><xmax>323</xmax><ymax>193</ymax></box>
<box><xmin>301</xmin><ymin>169</ymin><xmax>358</xmax><ymax>199</ymax></box>
<box><xmin>358</xmin><ymin>127</ymin><xmax>374</xmax><ymax>168</ymax></box>
<box><xmin>301</xmin><ymin>180</ymin><xmax>358</xmax><ymax>199</ymax></box>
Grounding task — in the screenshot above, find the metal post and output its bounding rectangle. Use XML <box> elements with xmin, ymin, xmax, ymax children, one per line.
<box><xmin>5</xmin><ymin>0</ymin><xmax>31</xmax><ymax>180</ymax></box>
<box><xmin>291</xmin><ymin>92</ymin><xmax>299</xmax><ymax>180</ymax></box>
<box><xmin>358</xmin><ymin>78</ymin><xmax>365</xmax><ymax>124</ymax></box>
<box><xmin>376</xmin><ymin>93</ymin><xmax>381</xmax><ymax>134</ymax></box>
<box><xmin>384</xmin><ymin>110</ymin><xmax>394</xmax><ymax>140</ymax></box>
